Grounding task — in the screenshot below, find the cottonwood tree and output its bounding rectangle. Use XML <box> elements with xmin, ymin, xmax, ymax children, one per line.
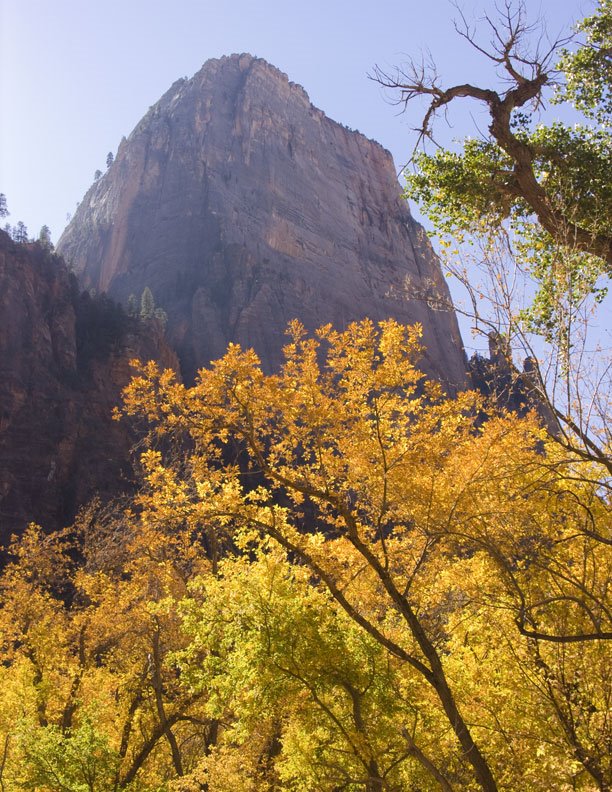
<box><xmin>0</xmin><ymin>511</ymin><xmax>217</xmax><ymax>790</ymax></box>
<box><xmin>373</xmin><ymin>0</ymin><xmax>611</xmax><ymax>269</ymax></box>
<box><xmin>120</xmin><ymin>319</ymin><xmax>612</xmax><ymax>791</ymax></box>
<box><xmin>1</xmin><ymin>321</ymin><xmax>610</xmax><ymax>790</ymax></box>
<box><xmin>373</xmin><ymin>0</ymin><xmax>611</xmax><ymax>475</ymax></box>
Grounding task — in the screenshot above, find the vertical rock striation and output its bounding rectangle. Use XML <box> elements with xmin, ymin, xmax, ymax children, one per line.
<box><xmin>58</xmin><ymin>54</ymin><xmax>467</xmax><ymax>386</ymax></box>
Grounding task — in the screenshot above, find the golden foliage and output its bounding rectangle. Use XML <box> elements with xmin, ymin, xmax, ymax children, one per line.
<box><xmin>1</xmin><ymin>320</ymin><xmax>610</xmax><ymax>790</ymax></box>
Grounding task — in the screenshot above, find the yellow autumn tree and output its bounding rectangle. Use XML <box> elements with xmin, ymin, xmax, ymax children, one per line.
<box><xmin>1</xmin><ymin>319</ymin><xmax>609</xmax><ymax>790</ymax></box>
<box><xmin>0</xmin><ymin>504</ymin><xmax>217</xmax><ymax>791</ymax></box>
<box><xmin>119</xmin><ymin>319</ymin><xmax>611</xmax><ymax>791</ymax></box>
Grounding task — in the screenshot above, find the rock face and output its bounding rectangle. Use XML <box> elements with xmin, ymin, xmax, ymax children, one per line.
<box><xmin>468</xmin><ymin>333</ymin><xmax>557</xmax><ymax>433</ymax></box>
<box><xmin>0</xmin><ymin>231</ymin><xmax>178</xmax><ymax>542</ymax></box>
<box><xmin>58</xmin><ymin>54</ymin><xmax>467</xmax><ymax>387</ymax></box>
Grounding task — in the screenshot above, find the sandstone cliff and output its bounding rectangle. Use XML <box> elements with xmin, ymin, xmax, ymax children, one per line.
<box><xmin>58</xmin><ymin>54</ymin><xmax>467</xmax><ymax>387</ymax></box>
<box><xmin>0</xmin><ymin>231</ymin><xmax>178</xmax><ymax>541</ymax></box>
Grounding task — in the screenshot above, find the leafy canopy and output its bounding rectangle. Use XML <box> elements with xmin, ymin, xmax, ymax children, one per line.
<box><xmin>116</xmin><ymin>319</ymin><xmax>611</xmax><ymax>791</ymax></box>
<box><xmin>375</xmin><ymin>0</ymin><xmax>612</xmax><ymax>332</ymax></box>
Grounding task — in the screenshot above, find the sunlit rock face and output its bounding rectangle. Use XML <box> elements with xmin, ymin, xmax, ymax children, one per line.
<box><xmin>0</xmin><ymin>231</ymin><xmax>178</xmax><ymax>540</ymax></box>
<box><xmin>58</xmin><ymin>54</ymin><xmax>467</xmax><ymax>386</ymax></box>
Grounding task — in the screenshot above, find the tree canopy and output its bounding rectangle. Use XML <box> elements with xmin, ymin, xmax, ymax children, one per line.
<box><xmin>374</xmin><ymin>0</ymin><xmax>612</xmax><ymax>275</ymax></box>
<box><xmin>374</xmin><ymin>0</ymin><xmax>611</xmax><ymax>478</ymax></box>
<box><xmin>0</xmin><ymin>321</ymin><xmax>612</xmax><ymax>792</ymax></box>
<box><xmin>2</xmin><ymin>320</ymin><xmax>607</xmax><ymax>790</ymax></box>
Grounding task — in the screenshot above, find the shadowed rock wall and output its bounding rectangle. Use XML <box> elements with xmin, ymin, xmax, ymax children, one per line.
<box><xmin>0</xmin><ymin>231</ymin><xmax>178</xmax><ymax>541</ymax></box>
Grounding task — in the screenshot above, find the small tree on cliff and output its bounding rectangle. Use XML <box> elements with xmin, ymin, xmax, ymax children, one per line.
<box><xmin>127</xmin><ymin>293</ymin><xmax>138</xmax><ymax>318</ymax></box>
<box><xmin>106</xmin><ymin>152</ymin><xmax>114</xmax><ymax>169</ymax></box>
<box><xmin>0</xmin><ymin>193</ymin><xmax>8</xmax><ymax>219</ymax></box>
<box><xmin>154</xmin><ymin>306</ymin><xmax>168</xmax><ymax>328</ymax></box>
<box><xmin>139</xmin><ymin>287</ymin><xmax>167</xmax><ymax>328</ymax></box>
<box><xmin>13</xmin><ymin>221</ymin><xmax>29</xmax><ymax>244</ymax></box>
<box><xmin>37</xmin><ymin>225</ymin><xmax>53</xmax><ymax>251</ymax></box>
<box><xmin>140</xmin><ymin>287</ymin><xmax>155</xmax><ymax>320</ymax></box>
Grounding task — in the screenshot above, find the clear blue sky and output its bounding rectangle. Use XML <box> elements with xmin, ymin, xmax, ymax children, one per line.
<box><xmin>1</xmin><ymin>0</ymin><xmax>586</xmax><ymax>244</ymax></box>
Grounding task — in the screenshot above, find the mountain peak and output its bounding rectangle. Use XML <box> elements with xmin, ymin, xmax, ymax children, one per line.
<box><xmin>58</xmin><ymin>57</ymin><xmax>467</xmax><ymax>387</ymax></box>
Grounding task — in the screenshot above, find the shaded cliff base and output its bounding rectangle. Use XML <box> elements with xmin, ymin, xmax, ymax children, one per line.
<box><xmin>0</xmin><ymin>231</ymin><xmax>178</xmax><ymax>542</ymax></box>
